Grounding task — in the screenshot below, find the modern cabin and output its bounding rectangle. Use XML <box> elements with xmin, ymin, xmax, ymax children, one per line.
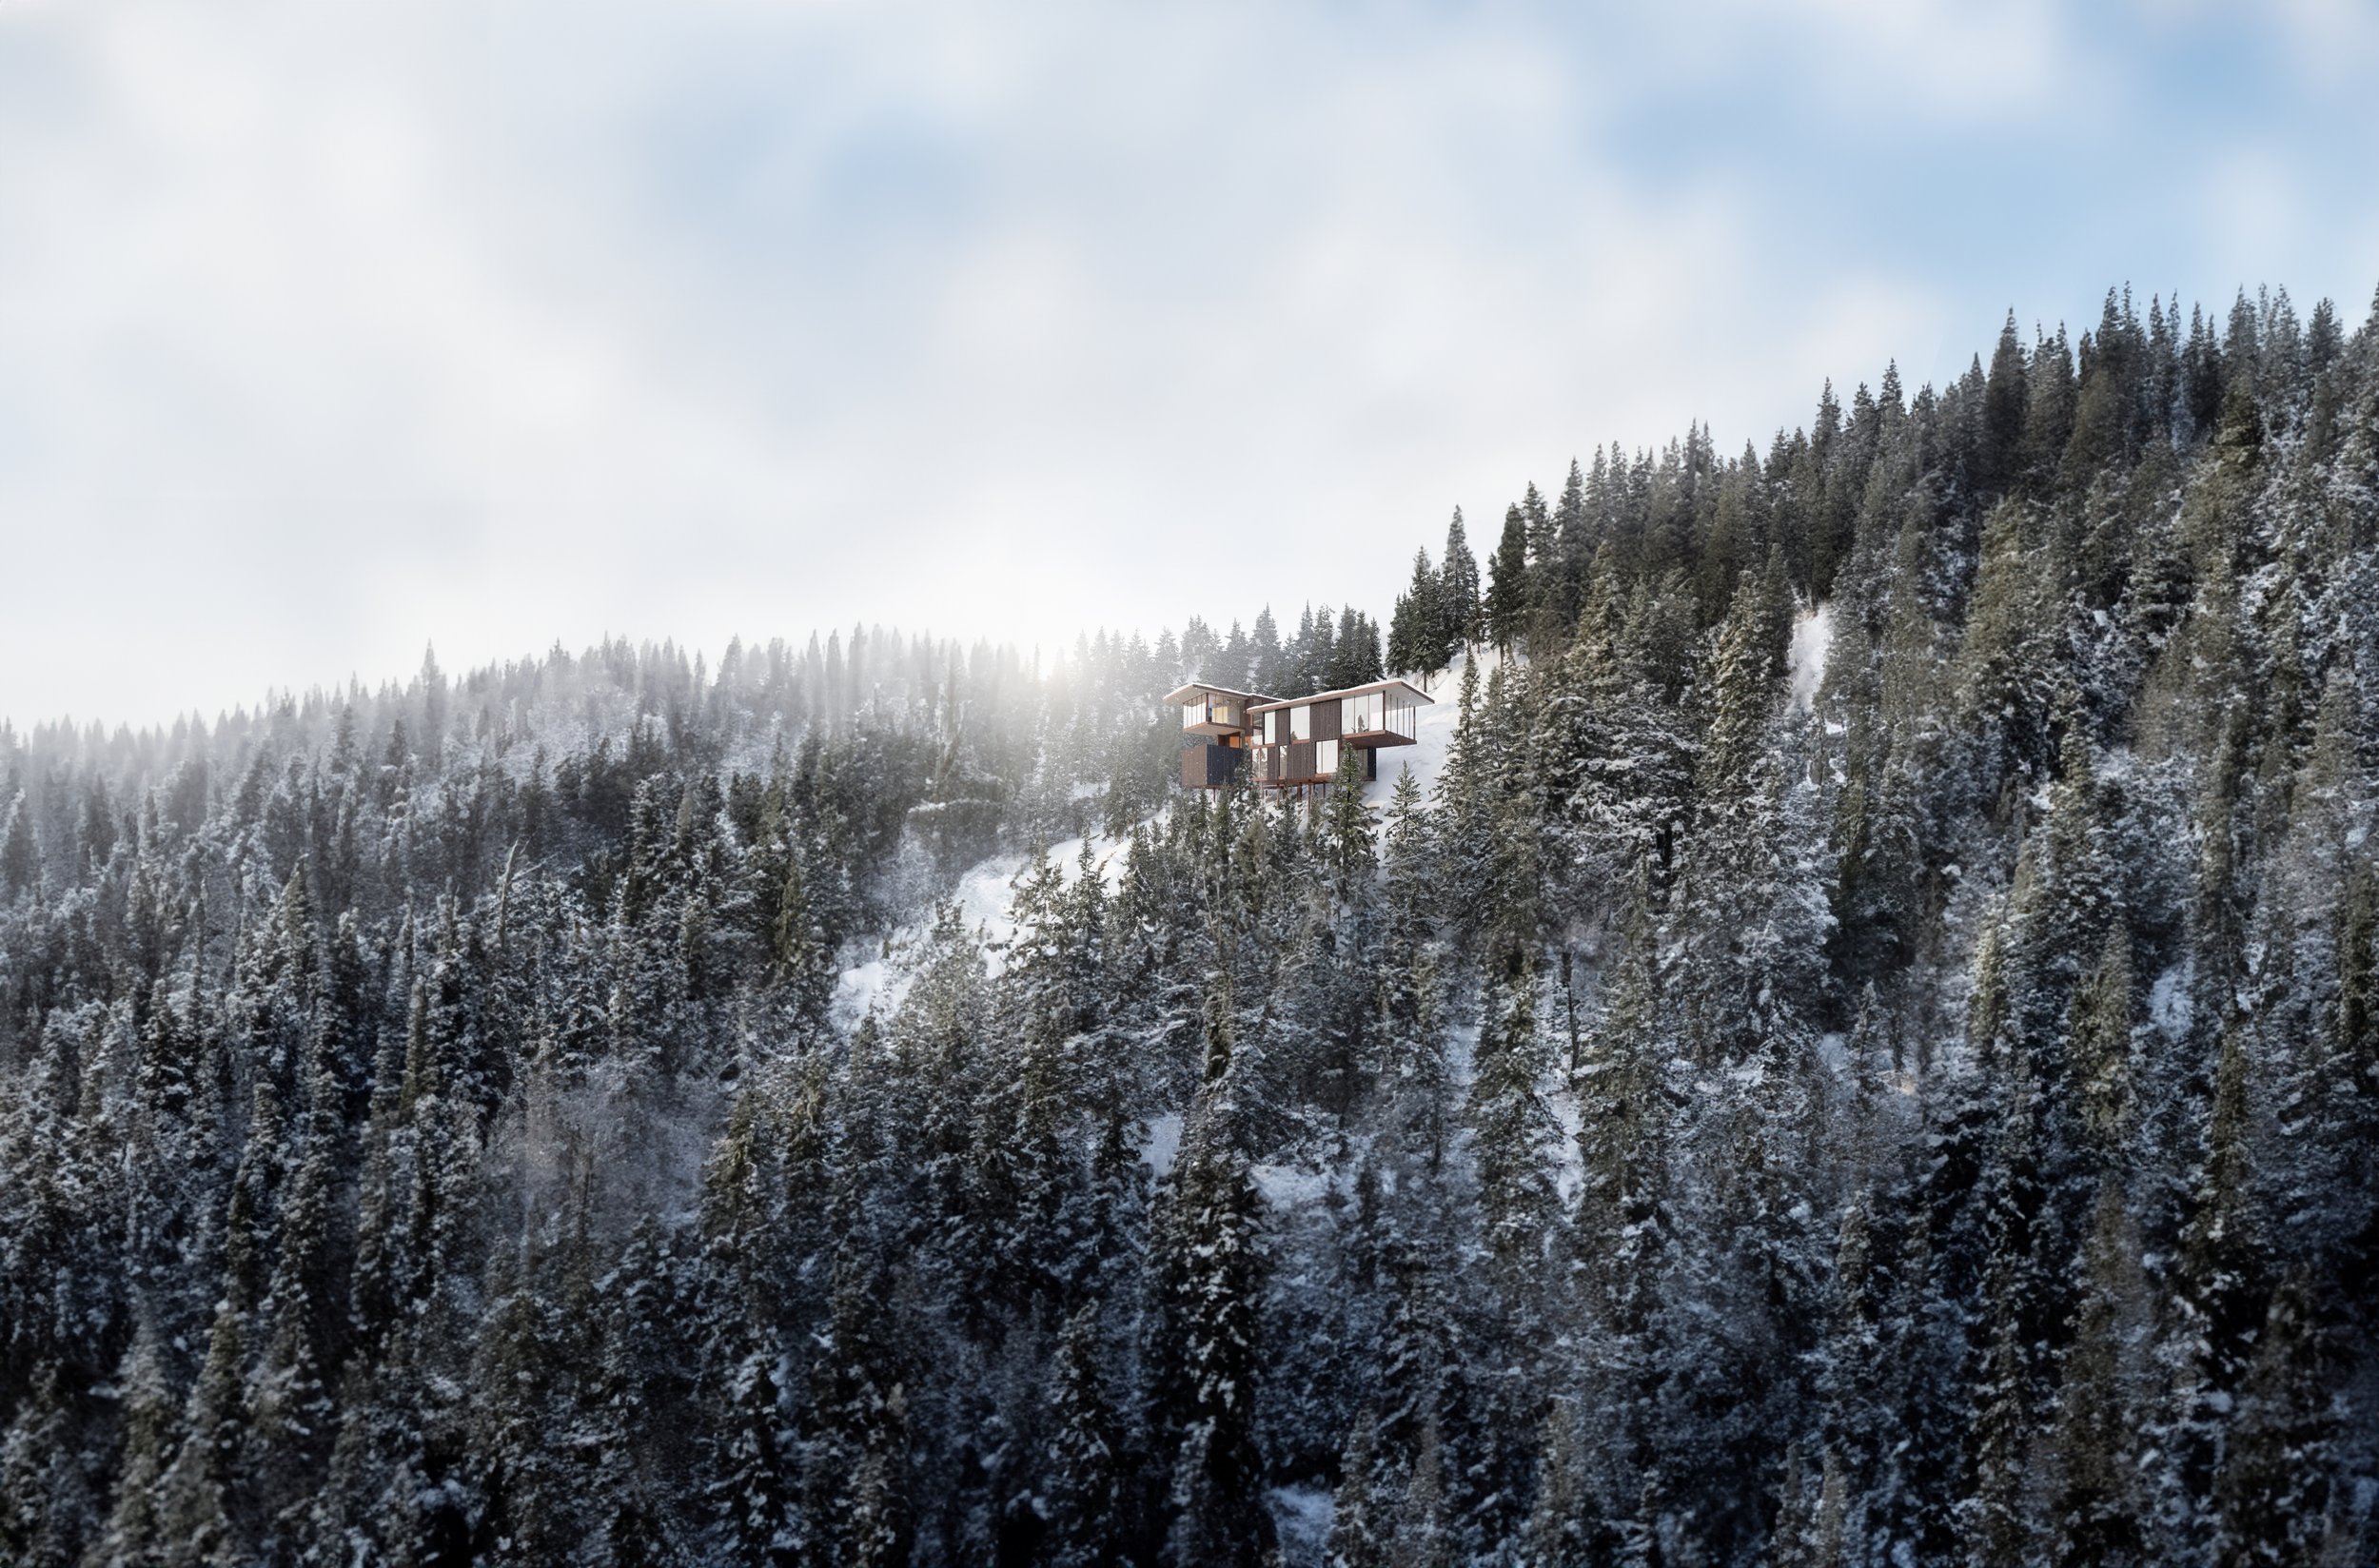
<box><xmin>1167</xmin><ymin>677</ymin><xmax>1431</xmax><ymax>792</ymax></box>
<box><xmin>1163</xmin><ymin>683</ymin><xmax>1276</xmax><ymax>790</ymax></box>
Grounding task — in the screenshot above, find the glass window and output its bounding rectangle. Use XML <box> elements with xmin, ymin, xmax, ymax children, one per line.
<box><xmin>1342</xmin><ymin>691</ymin><xmax>1384</xmax><ymax>733</ymax></box>
<box><xmin>1290</xmin><ymin>704</ymin><xmax>1311</xmax><ymax>741</ymax></box>
<box><xmin>1317</xmin><ymin>739</ymin><xmax>1339</xmax><ymax>778</ymax></box>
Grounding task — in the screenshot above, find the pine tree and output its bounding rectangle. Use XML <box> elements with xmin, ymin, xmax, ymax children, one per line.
<box><xmin>154</xmin><ymin>1283</ymin><xmax>247</xmax><ymax>1564</ymax></box>
<box><xmin>1466</xmin><ymin>952</ymin><xmax>1560</xmax><ymax>1300</ymax></box>
<box><xmin>1042</xmin><ymin>1303</ymin><xmax>1123</xmax><ymax>1568</ymax></box>
<box><xmin>2069</xmin><ymin>920</ymin><xmax>2136</xmax><ymax>1158</ymax></box>
<box><xmin>1961</xmin><ymin>1262</ymin><xmax>2038</xmax><ymax>1568</ymax></box>
<box><xmin>1694</xmin><ymin>567</ymin><xmax>1790</xmax><ymax>811</ymax></box>
<box><xmin>94</xmin><ymin>1321</ymin><xmax>180</xmax><ymax>1566</ymax></box>
<box><xmin>1155</xmin><ymin>1112</ymin><xmax>1273</xmax><ymax>1568</ymax></box>
<box><xmin>2043</xmin><ymin>1185</ymin><xmax>2149</xmax><ymax>1568</ymax></box>
<box><xmin>1441</xmin><ymin>510</ymin><xmax>1483</xmax><ymax>653</ymax></box>
<box><xmin>2211</xmin><ymin>1273</ymin><xmax>2346</xmax><ymax>1566</ymax></box>
<box><xmin>1388</xmin><ymin>548</ymin><xmax>1448</xmax><ymax>677</ymax></box>
<box><xmin>1389</xmin><ymin>1414</ymin><xmax>1457</xmax><ymax>1568</ymax></box>
<box><xmin>1576</xmin><ymin>864</ymin><xmax>1667</xmax><ymax>1243</ymax></box>
<box><xmin>1327</xmin><ymin>1411</ymin><xmax>1387</xmax><ymax>1568</ymax></box>
<box><xmin>244</xmin><ymin>1036</ymin><xmax>344</xmax><ymax>1551</ymax></box>
<box><xmin>807</xmin><ymin>1245</ymin><xmax>910</xmax><ymax>1567</ymax></box>
<box><xmin>769</xmin><ymin>834</ymin><xmax>836</xmax><ymax>1029</ymax></box>
<box><xmin>1436</xmin><ymin>655</ymin><xmax>1490</xmax><ymax>892</ymax></box>
<box><xmin>711</xmin><ymin>1316</ymin><xmax>801</xmax><ymax>1567</ymax></box>
<box><xmin>1324</xmin><ymin>739</ymin><xmax>1377</xmax><ymax>889</ymax></box>
<box><xmin>2171</xmin><ymin>1017</ymin><xmax>2262</xmax><ymax>1542</ymax></box>
<box><xmin>1487</xmin><ymin>503</ymin><xmax>1535</xmax><ymax>656</ymax></box>
<box><xmin>0</xmin><ymin>791</ymin><xmax>35</xmax><ymax>899</ymax></box>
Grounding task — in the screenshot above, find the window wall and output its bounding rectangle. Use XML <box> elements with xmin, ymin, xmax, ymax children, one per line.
<box><xmin>1332</xmin><ymin>687</ymin><xmax>1418</xmax><ymax>738</ymax></box>
<box><xmin>1181</xmin><ymin>694</ymin><xmax>1241</xmax><ymax>730</ymax></box>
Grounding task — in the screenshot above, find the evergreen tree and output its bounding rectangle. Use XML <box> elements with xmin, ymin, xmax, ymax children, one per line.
<box><xmin>1466</xmin><ymin>951</ymin><xmax>1560</xmax><ymax>1301</ymax></box>
<box><xmin>1442</xmin><ymin>510</ymin><xmax>1484</xmax><ymax>653</ymax></box>
<box><xmin>1154</xmin><ymin>1112</ymin><xmax>1273</xmax><ymax>1568</ymax></box>
<box><xmin>2043</xmin><ymin>1185</ymin><xmax>2149</xmax><ymax>1568</ymax></box>
<box><xmin>1041</xmin><ymin>1304</ymin><xmax>1124</xmax><ymax>1568</ymax></box>
<box><xmin>1486</xmin><ymin>503</ymin><xmax>1535</xmax><ymax>656</ymax></box>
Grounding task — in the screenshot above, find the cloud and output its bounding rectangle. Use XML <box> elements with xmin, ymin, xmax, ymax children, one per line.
<box><xmin>1707</xmin><ymin>0</ymin><xmax>2074</xmax><ymax>118</ymax></box>
<box><xmin>0</xmin><ymin>1</ymin><xmax>2371</xmax><ymax>727</ymax></box>
<box><xmin>2268</xmin><ymin>0</ymin><xmax>2379</xmax><ymax>86</ymax></box>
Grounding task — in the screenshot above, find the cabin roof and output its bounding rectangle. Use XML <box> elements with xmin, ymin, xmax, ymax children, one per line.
<box><xmin>1248</xmin><ymin>677</ymin><xmax>1434</xmax><ymax>715</ymax></box>
<box><xmin>1163</xmin><ymin>682</ymin><xmax>1280</xmax><ymax>706</ymax></box>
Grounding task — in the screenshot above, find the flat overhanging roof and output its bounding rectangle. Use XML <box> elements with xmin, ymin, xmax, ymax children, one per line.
<box><xmin>1163</xmin><ymin>683</ymin><xmax>1280</xmax><ymax>706</ymax></box>
<box><xmin>1248</xmin><ymin>678</ymin><xmax>1434</xmax><ymax>715</ymax></box>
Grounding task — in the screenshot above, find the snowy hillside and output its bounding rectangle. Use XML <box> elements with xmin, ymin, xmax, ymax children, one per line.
<box><xmin>4</xmin><ymin>285</ymin><xmax>2373</xmax><ymax>1566</ymax></box>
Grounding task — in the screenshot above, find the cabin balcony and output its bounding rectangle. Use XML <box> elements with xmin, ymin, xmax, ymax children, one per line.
<box><xmin>1336</xmin><ymin>686</ymin><xmax>1421</xmax><ymax>747</ymax></box>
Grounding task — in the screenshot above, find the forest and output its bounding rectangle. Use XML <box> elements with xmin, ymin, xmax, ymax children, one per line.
<box><xmin>1</xmin><ymin>283</ymin><xmax>2375</xmax><ymax>1566</ymax></box>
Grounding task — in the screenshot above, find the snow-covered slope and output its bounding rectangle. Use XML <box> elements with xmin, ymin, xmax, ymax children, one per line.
<box><xmin>1788</xmin><ymin>603</ymin><xmax>1833</xmax><ymax>713</ymax></box>
<box><xmin>837</xmin><ymin>652</ymin><xmax>1490</xmax><ymax>1026</ymax></box>
<box><xmin>834</xmin><ymin>823</ymin><xmax>1142</xmax><ymax>1026</ymax></box>
<box><xmin>1363</xmin><ymin>647</ymin><xmax>1495</xmax><ymax>811</ymax></box>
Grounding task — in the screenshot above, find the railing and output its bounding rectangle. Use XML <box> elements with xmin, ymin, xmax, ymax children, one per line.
<box><xmin>1341</xmin><ymin>691</ymin><xmax>1418</xmax><ymax>740</ymax></box>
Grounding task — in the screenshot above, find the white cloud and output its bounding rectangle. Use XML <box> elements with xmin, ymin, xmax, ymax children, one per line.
<box><xmin>1719</xmin><ymin>0</ymin><xmax>2073</xmax><ymax>117</ymax></box>
<box><xmin>0</xmin><ymin>1</ymin><xmax>2368</xmax><ymax>726</ymax></box>
<box><xmin>2268</xmin><ymin>0</ymin><xmax>2379</xmax><ymax>86</ymax></box>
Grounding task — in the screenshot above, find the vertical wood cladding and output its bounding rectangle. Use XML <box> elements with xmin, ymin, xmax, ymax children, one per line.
<box><xmin>1183</xmin><ymin>743</ymin><xmax>1241</xmax><ymax>789</ymax></box>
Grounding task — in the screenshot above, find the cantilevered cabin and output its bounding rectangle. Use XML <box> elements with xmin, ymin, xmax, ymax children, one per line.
<box><xmin>1165</xmin><ymin>683</ymin><xmax>1276</xmax><ymax>789</ymax></box>
<box><xmin>1167</xmin><ymin>677</ymin><xmax>1431</xmax><ymax>791</ymax></box>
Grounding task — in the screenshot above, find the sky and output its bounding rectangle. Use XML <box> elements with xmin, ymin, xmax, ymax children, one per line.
<box><xmin>2</xmin><ymin>1</ymin><xmax>2375</xmax><ymax>730</ymax></box>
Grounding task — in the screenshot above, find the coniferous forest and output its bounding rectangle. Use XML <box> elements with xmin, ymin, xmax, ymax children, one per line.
<box><xmin>4</xmin><ymin>284</ymin><xmax>2378</xmax><ymax>1567</ymax></box>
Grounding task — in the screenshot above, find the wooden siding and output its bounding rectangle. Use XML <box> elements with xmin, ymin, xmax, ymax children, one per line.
<box><xmin>1253</xmin><ymin>741</ymin><xmax>1326</xmax><ymax>785</ymax></box>
<box><xmin>1183</xmin><ymin>744</ymin><xmax>1241</xmax><ymax>789</ymax></box>
<box><xmin>1214</xmin><ymin>680</ymin><xmax>1429</xmax><ymax>790</ymax></box>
